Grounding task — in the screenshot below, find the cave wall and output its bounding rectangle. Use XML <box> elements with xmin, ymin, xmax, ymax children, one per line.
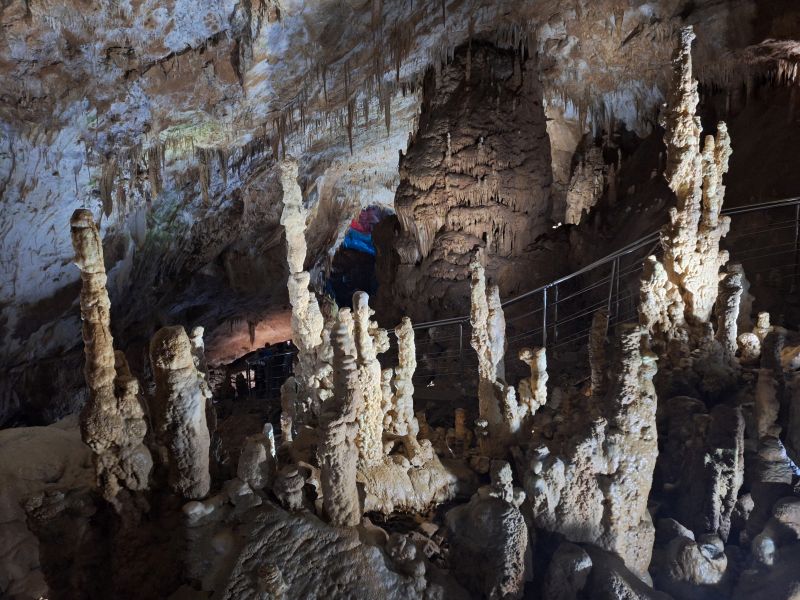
<box><xmin>376</xmin><ymin>42</ymin><xmax>553</xmax><ymax>323</ymax></box>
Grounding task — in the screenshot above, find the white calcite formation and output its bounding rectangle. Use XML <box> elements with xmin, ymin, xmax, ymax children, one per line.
<box><xmin>319</xmin><ymin>308</ymin><xmax>362</xmax><ymax>526</ymax></box>
<box><xmin>150</xmin><ymin>325</ymin><xmax>212</xmax><ymax>500</ymax></box>
<box><xmin>353</xmin><ymin>291</ymin><xmax>386</xmax><ymax>468</ymax></box>
<box><xmin>445</xmin><ymin>460</ymin><xmax>528</xmax><ymax>599</ymax></box>
<box><xmin>237</xmin><ymin>424</ymin><xmax>277</xmax><ymax>491</ymax></box>
<box><xmin>386</xmin><ymin>317</ymin><xmax>419</xmax><ymax>438</ymax></box>
<box><xmin>279</xmin><ymin>158</ymin><xmax>330</xmax><ymax>436</ymax></box>
<box><xmin>469</xmin><ymin>259</ymin><xmax>526</xmax><ymax>444</ymax></box>
<box><xmin>716</xmin><ymin>265</ymin><xmax>744</xmax><ymax>362</ymax></box>
<box><xmin>70</xmin><ymin>209</ymin><xmax>152</xmax><ymax>505</ymax></box>
<box><xmin>470</xmin><ymin>257</ymin><xmax>503</xmax><ymax>428</ymax></box>
<box><xmin>639</xmin><ymin>255</ymin><xmax>687</xmax><ymax>351</ymax></box>
<box><xmin>517</xmin><ymin>347</ymin><xmax>548</xmax><ymax>419</ymax></box>
<box><xmin>521</xmin><ymin>325</ymin><xmax>658</xmax><ymax>580</ymax></box>
<box><xmin>659</xmin><ymin>26</ymin><xmax>732</xmax><ymax>330</ymax></box>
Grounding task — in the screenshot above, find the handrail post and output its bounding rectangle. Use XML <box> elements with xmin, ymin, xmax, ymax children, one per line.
<box><xmin>553</xmin><ymin>284</ymin><xmax>559</xmax><ymax>344</ymax></box>
<box><xmin>458</xmin><ymin>322</ymin><xmax>464</xmax><ymax>373</ymax></box>
<box><xmin>607</xmin><ymin>257</ymin><xmax>617</xmax><ymax>314</ymax></box>
<box><xmin>615</xmin><ymin>256</ymin><xmax>621</xmax><ymax>322</ymax></box>
<box><xmin>794</xmin><ymin>203</ymin><xmax>800</xmax><ymax>289</ymax></box>
<box><xmin>542</xmin><ymin>286</ymin><xmax>548</xmax><ymax>347</ymax></box>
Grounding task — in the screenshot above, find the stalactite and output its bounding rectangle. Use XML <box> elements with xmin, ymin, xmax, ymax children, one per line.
<box><xmin>100</xmin><ymin>157</ymin><xmax>118</xmax><ymax>218</ymax></box>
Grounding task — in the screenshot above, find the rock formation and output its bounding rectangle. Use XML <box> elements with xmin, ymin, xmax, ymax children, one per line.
<box><xmin>517</xmin><ymin>347</ymin><xmax>548</xmax><ymax>419</ymax></box>
<box><xmin>589</xmin><ymin>308</ymin><xmax>610</xmax><ymax>397</ymax></box>
<box><xmin>70</xmin><ymin>209</ymin><xmax>152</xmax><ymax>505</ymax></box>
<box><xmin>659</xmin><ymin>26</ymin><xmax>732</xmax><ymax>329</ymax></box>
<box><xmin>521</xmin><ymin>325</ymin><xmax>658</xmax><ymax>579</ymax></box>
<box><xmin>150</xmin><ymin>326</ymin><xmax>212</xmax><ymax>500</ymax></box>
<box><xmin>716</xmin><ymin>265</ymin><xmax>744</xmax><ymax>361</ymax></box>
<box><xmin>319</xmin><ymin>308</ymin><xmax>362</xmax><ymax>526</ymax></box>
<box><xmin>352</xmin><ymin>292</ymin><xmax>385</xmax><ymax>468</ymax></box>
<box><xmin>445</xmin><ymin>460</ymin><xmax>528</xmax><ymax>599</ymax></box>
<box><xmin>376</xmin><ymin>41</ymin><xmax>553</xmax><ymax>322</ymax></box>
<box><xmin>279</xmin><ymin>158</ymin><xmax>329</xmax><ymax>435</ymax></box>
<box><xmin>386</xmin><ymin>317</ymin><xmax>419</xmax><ymax>438</ymax></box>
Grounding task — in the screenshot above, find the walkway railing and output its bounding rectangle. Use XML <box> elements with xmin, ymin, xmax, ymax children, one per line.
<box><xmin>401</xmin><ymin>196</ymin><xmax>800</xmax><ymax>385</ymax></box>
<box><xmin>232</xmin><ymin>197</ymin><xmax>800</xmax><ymax>395</ymax></box>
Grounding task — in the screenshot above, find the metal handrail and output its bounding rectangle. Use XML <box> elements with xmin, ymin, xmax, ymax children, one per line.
<box><xmin>411</xmin><ymin>196</ymin><xmax>800</xmax><ymax>332</ymax></box>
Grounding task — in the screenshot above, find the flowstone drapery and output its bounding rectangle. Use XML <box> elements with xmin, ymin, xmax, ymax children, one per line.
<box><xmin>70</xmin><ymin>209</ymin><xmax>152</xmax><ymax>506</ymax></box>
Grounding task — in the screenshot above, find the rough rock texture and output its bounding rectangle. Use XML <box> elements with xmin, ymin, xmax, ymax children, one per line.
<box><xmin>716</xmin><ymin>265</ymin><xmax>744</xmax><ymax>361</ymax></box>
<box><xmin>522</xmin><ymin>325</ymin><xmax>658</xmax><ymax>579</ymax></box>
<box><xmin>445</xmin><ymin>461</ymin><xmax>528</xmax><ymax>599</ymax></box>
<box><xmin>681</xmin><ymin>405</ymin><xmax>745</xmax><ymax>541</ymax></box>
<box><xmin>150</xmin><ymin>325</ymin><xmax>212</xmax><ymax>499</ymax></box>
<box><xmin>319</xmin><ymin>308</ymin><xmax>362</xmax><ymax>526</ymax></box>
<box><xmin>219</xmin><ymin>502</ymin><xmax>467</xmax><ymax>599</ymax></box>
<box><xmin>517</xmin><ymin>346</ymin><xmax>548</xmax><ymax>419</ymax></box>
<box><xmin>237</xmin><ymin>424</ymin><xmax>277</xmax><ymax>491</ymax></box>
<box><xmin>0</xmin><ymin>417</ymin><xmax>92</xmax><ymax>600</ymax></box>
<box><xmin>659</xmin><ymin>26</ymin><xmax>732</xmax><ymax>328</ymax></box>
<box><xmin>70</xmin><ymin>208</ymin><xmax>152</xmax><ymax>504</ymax></box>
<box><xmin>279</xmin><ymin>159</ymin><xmax>329</xmax><ymax>435</ymax></box>
<box><xmin>1</xmin><ymin>0</ymin><xmax>792</xmax><ymax>427</ymax></box>
<box><xmin>377</xmin><ymin>41</ymin><xmax>553</xmax><ymax>321</ymax></box>
<box><xmin>353</xmin><ymin>292</ymin><xmax>386</xmax><ymax>468</ymax></box>
<box><xmin>565</xmin><ymin>146</ymin><xmax>607</xmax><ymax>225</ymax></box>
<box><xmin>386</xmin><ymin>317</ymin><xmax>420</xmax><ymax>438</ymax></box>
<box><xmin>589</xmin><ymin>308</ymin><xmax>610</xmax><ymax>397</ymax></box>
<box><xmin>470</xmin><ymin>258</ymin><xmax>505</xmax><ymax>431</ymax></box>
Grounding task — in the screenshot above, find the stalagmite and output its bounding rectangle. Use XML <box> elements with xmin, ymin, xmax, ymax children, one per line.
<box><xmin>319</xmin><ymin>309</ymin><xmax>362</xmax><ymax>526</ymax></box>
<box><xmin>517</xmin><ymin>347</ymin><xmax>547</xmax><ymax>417</ymax></box>
<box><xmin>388</xmin><ymin>317</ymin><xmax>419</xmax><ymax>438</ymax></box>
<box><xmin>150</xmin><ymin>326</ymin><xmax>211</xmax><ymax>500</ymax></box>
<box><xmin>521</xmin><ymin>325</ymin><xmax>658</xmax><ymax>580</ymax></box>
<box><xmin>754</xmin><ymin>312</ymin><xmax>772</xmax><ymax>342</ymax></box>
<box><xmin>588</xmin><ymin>308</ymin><xmax>609</xmax><ymax>396</ymax></box>
<box><xmin>470</xmin><ymin>258</ymin><xmax>503</xmax><ymax>428</ymax></box>
<box><xmin>716</xmin><ymin>265</ymin><xmax>744</xmax><ymax>361</ymax></box>
<box><xmin>487</xmin><ymin>285</ymin><xmax>506</xmax><ymax>382</ymax></box>
<box><xmin>675</xmin><ymin>404</ymin><xmax>745</xmax><ymax>541</ymax></box>
<box><xmin>237</xmin><ymin>424</ymin><xmax>277</xmax><ymax>491</ymax></box>
<box><xmin>353</xmin><ymin>292</ymin><xmax>385</xmax><ymax>467</ymax></box>
<box><xmin>639</xmin><ymin>256</ymin><xmax>686</xmax><ymax>347</ymax></box>
<box><xmin>445</xmin><ymin>460</ymin><xmax>528</xmax><ymax>599</ymax></box>
<box><xmin>279</xmin><ymin>158</ymin><xmax>328</xmax><ymax>433</ymax></box>
<box><xmin>189</xmin><ymin>325</ymin><xmax>217</xmax><ymax>433</ymax></box>
<box><xmin>70</xmin><ymin>208</ymin><xmax>152</xmax><ymax>504</ymax></box>
<box><xmin>659</xmin><ymin>26</ymin><xmax>732</xmax><ymax>327</ymax></box>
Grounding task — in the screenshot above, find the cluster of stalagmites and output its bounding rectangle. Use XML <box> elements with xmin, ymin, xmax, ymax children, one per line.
<box><xmin>70</xmin><ymin>209</ymin><xmax>214</xmax><ymax>507</ymax></box>
<box><xmin>26</xmin><ymin>27</ymin><xmax>800</xmax><ymax>600</ymax></box>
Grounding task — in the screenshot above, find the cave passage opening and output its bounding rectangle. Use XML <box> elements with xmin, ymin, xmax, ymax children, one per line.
<box><xmin>326</xmin><ymin>205</ymin><xmax>394</xmax><ymax>308</ymax></box>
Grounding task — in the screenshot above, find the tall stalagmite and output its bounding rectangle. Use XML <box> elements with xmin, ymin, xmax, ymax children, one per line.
<box><xmin>70</xmin><ymin>209</ymin><xmax>152</xmax><ymax>504</ymax></box>
<box><xmin>388</xmin><ymin>317</ymin><xmax>419</xmax><ymax>438</ymax></box>
<box><xmin>279</xmin><ymin>158</ymin><xmax>328</xmax><ymax>433</ymax></box>
<box><xmin>522</xmin><ymin>325</ymin><xmax>658</xmax><ymax>580</ymax></box>
<box><xmin>659</xmin><ymin>26</ymin><xmax>732</xmax><ymax>327</ymax></box>
<box><xmin>150</xmin><ymin>326</ymin><xmax>211</xmax><ymax>500</ymax></box>
<box><xmin>319</xmin><ymin>309</ymin><xmax>362</xmax><ymax>526</ymax></box>
<box><xmin>353</xmin><ymin>292</ymin><xmax>385</xmax><ymax>468</ymax></box>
